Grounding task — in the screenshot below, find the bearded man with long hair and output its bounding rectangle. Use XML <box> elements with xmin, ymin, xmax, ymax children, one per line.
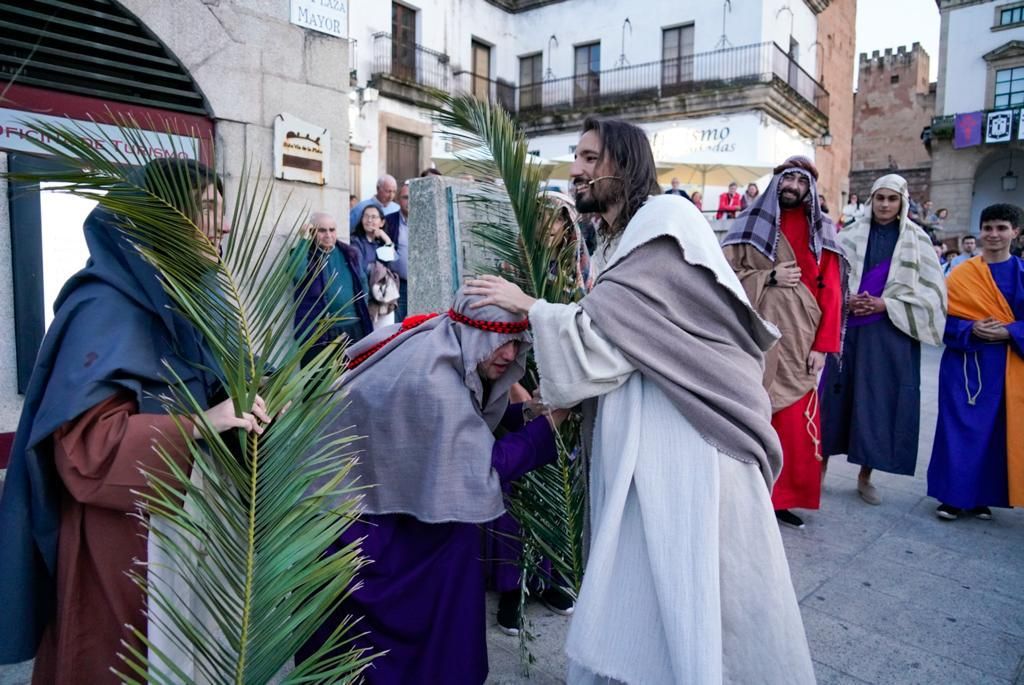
<box><xmin>467</xmin><ymin>117</ymin><xmax>814</xmax><ymax>684</ymax></box>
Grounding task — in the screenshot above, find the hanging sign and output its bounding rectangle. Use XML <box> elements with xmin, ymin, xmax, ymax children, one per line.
<box><xmin>985</xmin><ymin>110</ymin><xmax>1013</xmax><ymax>144</ymax></box>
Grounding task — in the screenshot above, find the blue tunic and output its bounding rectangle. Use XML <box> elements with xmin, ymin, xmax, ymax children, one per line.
<box><xmin>927</xmin><ymin>257</ymin><xmax>1024</xmax><ymax>509</ymax></box>
<box><xmin>822</xmin><ymin>222</ymin><xmax>922</xmax><ymax>475</ymax></box>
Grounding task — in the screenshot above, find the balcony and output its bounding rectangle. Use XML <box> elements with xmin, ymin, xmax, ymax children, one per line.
<box><xmin>370</xmin><ymin>32</ymin><xmax>450</xmax><ymax>108</ymax></box>
<box><xmin>452</xmin><ymin>42</ymin><xmax>829</xmax><ymax>139</ymax></box>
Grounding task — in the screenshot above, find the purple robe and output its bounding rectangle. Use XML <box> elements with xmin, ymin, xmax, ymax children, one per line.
<box><xmin>928</xmin><ymin>257</ymin><xmax>1024</xmax><ymax>508</ymax></box>
<box><xmin>822</xmin><ymin>221</ymin><xmax>922</xmax><ymax>475</ymax></box>
<box><xmin>297</xmin><ymin>405</ymin><xmax>557</xmax><ymax>684</ymax></box>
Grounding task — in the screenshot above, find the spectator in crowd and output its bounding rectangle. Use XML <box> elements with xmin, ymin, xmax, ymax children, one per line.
<box><xmin>691</xmin><ymin>190</ymin><xmax>703</xmax><ymax>211</ymax></box>
<box><xmin>664</xmin><ymin>177</ymin><xmax>691</xmax><ymax>201</ymax></box>
<box><xmin>928</xmin><ymin>203</ymin><xmax>1023</xmax><ymax>521</ymax></box>
<box><xmin>352</xmin><ymin>204</ymin><xmax>401</xmax><ymax>329</ymax></box>
<box><xmin>932</xmin><ymin>237</ymin><xmax>953</xmax><ymax>276</ymax></box>
<box><xmin>841</xmin><ymin>193</ymin><xmax>863</xmax><ymax>228</ymax></box>
<box><xmin>349</xmin><ymin>174</ymin><xmax>399</xmax><ymax>231</ymax></box>
<box><xmin>818</xmin><ymin>193</ymin><xmax>831</xmax><ymax>216</ymax></box>
<box><xmin>293</xmin><ymin>211</ymin><xmax>373</xmax><ymax>364</ymax></box>
<box><xmin>420</xmin><ymin>167</ymin><xmax>443</xmax><ymax>177</ymax></box>
<box><xmin>383</xmin><ymin>182</ymin><xmax>412</xmax><ymax>321</ymax></box>
<box><xmin>740</xmin><ymin>182</ymin><xmax>760</xmax><ymax>211</ymax></box>
<box><xmin>348</xmin><ymin>193</ymin><xmax>358</xmax><ymax>211</ymax></box>
<box><xmin>716</xmin><ymin>181</ymin><xmax>742</xmax><ymax>219</ymax></box>
<box><xmin>821</xmin><ymin>174</ymin><xmax>947</xmax><ymax>506</ymax></box>
<box><xmin>949</xmin><ymin>235</ymin><xmax>980</xmax><ymax>269</ymax></box>
<box><xmin>907</xmin><ymin>195</ymin><xmax>925</xmax><ymax>224</ymax></box>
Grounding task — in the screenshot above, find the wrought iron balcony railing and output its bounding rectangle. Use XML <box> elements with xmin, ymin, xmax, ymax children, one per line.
<box><xmin>371</xmin><ymin>31</ymin><xmax>450</xmax><ymax>91</ymax></box>
<box><xmin>450</xmin><ymin>41</ymin><xmax>828</xmax><ymax>118</ymax></box>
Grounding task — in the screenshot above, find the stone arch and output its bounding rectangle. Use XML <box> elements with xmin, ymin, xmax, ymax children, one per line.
<box><xmin>970</xmin><ymin>145</ymin><xmax>1023</xmax><ymax>234</ymax></box>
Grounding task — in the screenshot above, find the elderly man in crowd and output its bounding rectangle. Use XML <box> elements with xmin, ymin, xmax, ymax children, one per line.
<box><xmin>293</xmin><ymin>211</ymin><xmax>373</xmax><ymax>363</ymax></box>
<box><xmin>349</xmin><ymin>174</ymin><xmax>399</xmax><ymax>231</ymax></box>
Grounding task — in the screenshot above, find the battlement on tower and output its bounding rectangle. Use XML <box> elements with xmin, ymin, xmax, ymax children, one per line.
<box><xmin>858</xmin><ymin>42</ymin><xmax>929</xmax><ymax>71</ymax></box>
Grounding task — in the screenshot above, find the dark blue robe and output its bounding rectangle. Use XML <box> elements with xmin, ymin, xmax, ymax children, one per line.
<box><xmin>297</xmin><ymin>407</ymin><xmax>556</xmax><ymax>685</ymax></box>
<box><xmin>822</xmin><ymin>221</ymin><xmax>922</xmax><ymax>475</ymax></box>
<box><xmin>927</xmin><ymin>257</ymin><xmax>1024</xmax><ymax>508</ymax></box>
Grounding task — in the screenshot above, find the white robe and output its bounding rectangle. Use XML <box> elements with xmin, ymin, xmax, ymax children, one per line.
<box><xmin>529</xmin><ymin>196</ymin><xmax>815</xmax><ymax>684</ymax></box>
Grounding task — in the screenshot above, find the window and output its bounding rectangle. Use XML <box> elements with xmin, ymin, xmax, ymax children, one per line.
<box><xmin>661</xmin><ymin>25</ymin><xmax>695</xmax><ymax>89</ymax></box>
<box><xmin>574</xmin><ymin>42</ymin><xmax>601</xmax><ymax>103</ymax></box>
<box><xmin>1000</xmin><ymin>6</ymin><xmax>1024</xmax><ymax>26</ymax></box>
<box><xmin>891</xmin><ymin>74</ymin><xmax>900</xmax><ymax>84</ymax></box>
<box><xmin>472</xmin><ymin>40</ymin><xmax>491</xmax><ymax>101</ymax></box>
<box><xmin>994</xmin><ymin>66</ymin><xmax>1024</xmax><ymax>109</ymax></box>
<box><xmin>392</xmin><ymin>3</ymin><xmax>417</xmax><ymax>81</ymax></box>
<box><xmin>349</xmin><ymin>148</ymin><xmax>362</xmax><ymax>200</ymax></box>
<box><xmin>519</xmin><ymin>53</ymin><xmax>543</xmax><ymax>110</ymax></box>
<box><xmin>386</xmin><ymin>129</ymin><xmax>421</xmax><ymax>188</ymax></box>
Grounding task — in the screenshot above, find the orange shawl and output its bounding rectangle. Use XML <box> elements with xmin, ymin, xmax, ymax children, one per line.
<box><xmin>946</xmin><ymin>257</ymin><xmax>1024</xmax><ymax>506</ymax></box>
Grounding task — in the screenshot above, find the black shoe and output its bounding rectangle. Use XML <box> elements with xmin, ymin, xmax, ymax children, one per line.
<box><xmin>540</xmin><ymin>586</ymin><xmax>575</xmax><ymax>616</ymax></box>
<box><xmin>969</xmin><ymin>506</ymin><xmax>993</xmax><ymax>520</ymax></box>
<box><xmin>775</xmin><ymin>509</ymin><xmax>805</xmax><ymax>529</ymax></box>
<box><xmin>936</xmin><ymin>504</ymin><xmax>961</xmax><ymax>520</ymax></box>
<box><xmin>497</xmin><ymin>590</ymin><xmax>521</xmax><ymax>636</ymax></box>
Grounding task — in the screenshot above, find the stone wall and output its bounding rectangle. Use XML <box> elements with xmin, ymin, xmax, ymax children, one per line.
<box><xmin>851</xmin><ymin>43</ymin><xmax>935</xmax><ymax>175</ymax></box>
<box><xmin>120</xmin><ymin>0</ymin><xmax>353</xmax><ymax>240</ymax></box>
<box><xmin>814</xmin><ymin>0</ymin><xmax>857</xmax><ymax>213</ymax></box>
<box><xmin>849</xmin><ymin>166</ymin><xmax>932</xmax><ymax>209</ymax></box>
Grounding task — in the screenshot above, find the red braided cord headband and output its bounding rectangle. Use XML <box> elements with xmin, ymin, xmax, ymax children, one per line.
<box><xmin>446</xmin><ymin>308</ymin><xmax>530</xmax><ymax>334</ymax></box>
<box><xmin>345</xmin><ymin>310</ymin><xmax>529</xmax><ymax>370</ymax></box>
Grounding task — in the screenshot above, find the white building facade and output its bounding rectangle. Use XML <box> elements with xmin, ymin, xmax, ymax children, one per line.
<box><xmin>930</xmin><ymin>0</ymin><xmax>1024</xmax><ymax>236</ymax></box>
<box><xmin>347</xmin><ymin>0</ymin><xmax>831</xmax><ymax>201</ymax></box>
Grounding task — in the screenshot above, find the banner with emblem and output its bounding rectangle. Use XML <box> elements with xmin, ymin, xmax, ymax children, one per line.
<box><xmin>986</xmin><ymin>110</ymin><xmax>1014</xmax><ymax>143</ymax></box>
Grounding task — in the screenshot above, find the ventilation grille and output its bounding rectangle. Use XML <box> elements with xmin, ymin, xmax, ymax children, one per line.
<box><xmin>0</xmin><ymin>0</ymin><xmax>210</xmax><ymax>115</ymax></box>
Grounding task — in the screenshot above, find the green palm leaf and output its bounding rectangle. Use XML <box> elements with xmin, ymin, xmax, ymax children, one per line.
<box><xmin>431</xmin><ymin>94</ymin><xmax>587</xmax><ymax>635</ymax></box>
<box><xmin>8</xmin><ymin>115</ymin><xmax>373</xmax><ymax>683</ymax></box>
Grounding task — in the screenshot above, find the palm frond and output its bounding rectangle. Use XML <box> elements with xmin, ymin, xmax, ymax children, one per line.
<box><xmin>431</xmin><ymin>94</ymin><xmax>588</xmax><ymax>596</ymax></box>
<box><xmin>7</xmin><ymin>116</ymin><xmax>373</xmax><ymax>683</ymax></box>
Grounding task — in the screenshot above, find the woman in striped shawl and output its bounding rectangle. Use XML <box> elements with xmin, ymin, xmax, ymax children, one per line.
<box><xmin>821</xmin><ymin>174</ymin><xmax>947</xmax><ymax>505</ymax></box>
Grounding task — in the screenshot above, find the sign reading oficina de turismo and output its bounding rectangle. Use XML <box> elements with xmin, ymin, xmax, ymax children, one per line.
<box><xmin>0</xmin><ymin>108</ymin><xmax>200</xmax><ymax>163</ymax></box>
<box><xmin>290</xmin><ymin>0</ymin><xmax>347</xmax><ymax>38</ymax></box>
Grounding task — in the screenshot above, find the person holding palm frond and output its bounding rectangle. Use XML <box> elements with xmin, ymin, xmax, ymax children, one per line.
<box><xmin>467</xmin><ymin>117</ymin><xmax>814</xmax><ymax>684</ymax></box>
<box><xmin>0</xmin><ymin>160</ymin><xmax>276</xmax><ymax>684</ymax></box>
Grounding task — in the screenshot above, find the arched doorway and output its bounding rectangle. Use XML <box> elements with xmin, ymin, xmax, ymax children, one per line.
<box><xmin>970</xmin><ymin>145</ymin><xmax>1023</xmax><ymax>235</ymax></box>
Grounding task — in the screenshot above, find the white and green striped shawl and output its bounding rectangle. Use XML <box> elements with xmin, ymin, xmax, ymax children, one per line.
<box><xmin>840</xmin><ymin>174</ymin><xmax>947</xmax><ymax>345</ymax></box>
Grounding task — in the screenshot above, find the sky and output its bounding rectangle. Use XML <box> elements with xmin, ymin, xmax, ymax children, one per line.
<box><xmin>854</xmin><ymin>0</ymin><xmax>941</xmax><ymax>87</ymax></box>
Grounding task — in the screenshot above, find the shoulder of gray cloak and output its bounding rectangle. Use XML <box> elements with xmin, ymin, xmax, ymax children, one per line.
<box><xmin>580</xmin><ymin>236</ymin><xmax>783</xmax><ymax>487</ymax></box>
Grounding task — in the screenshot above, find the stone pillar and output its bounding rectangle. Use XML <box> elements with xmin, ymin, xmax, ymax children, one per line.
<box><xmin>406</xmin><ymin>176</ymin><xmax>506</xmax><ymax>313</ymax></box>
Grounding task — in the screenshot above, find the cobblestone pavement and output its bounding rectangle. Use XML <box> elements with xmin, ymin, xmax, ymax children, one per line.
<box><xmin>4</xmin><ymin>347</ymin><xmax>1023</xmax><ymax>684</ymax></box>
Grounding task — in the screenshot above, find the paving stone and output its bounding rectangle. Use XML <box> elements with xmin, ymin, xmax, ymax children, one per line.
<box><xmin>802</xmin><ymin>606</ymin><xmax>1012</xmax><ymax>685</ymax></box>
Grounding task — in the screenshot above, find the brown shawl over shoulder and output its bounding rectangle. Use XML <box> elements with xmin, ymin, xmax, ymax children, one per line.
<box><xmin>581</xmin><ymin>236</ymin><xmax>783</xmax><ymax>487</ymax></box>
<box><xmin>723</xmin><ymin>237</ymin><xmax>821</xmax><ymax>411</ymax></box>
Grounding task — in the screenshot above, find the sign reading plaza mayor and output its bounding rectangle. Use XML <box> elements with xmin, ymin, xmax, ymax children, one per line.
<box><xmin>0</xmin><ymin>108</ymin><xmax>200</xmax><ymax>163</ymax></box>
<box><xmin>274</xmin><ymin>112</ymin><xmax>330</xmax><ymax>185</ymax></box>
<box><xmin>290</xmin><ymin>0</ymin><xmax>347</xmax><ymax>38</ymax></box>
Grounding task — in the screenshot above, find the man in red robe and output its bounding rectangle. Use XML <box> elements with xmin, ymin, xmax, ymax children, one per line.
<box><xmin>723</xmin><ymin>157</ymin><xmax>846</xmax><ymax>528</ymax></box>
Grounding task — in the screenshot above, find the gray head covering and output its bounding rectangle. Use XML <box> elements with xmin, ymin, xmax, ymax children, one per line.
<box><xmin>330</xmin><ymin>288</ymin><xmax>532</xmax><ymax>523</ymax></box>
